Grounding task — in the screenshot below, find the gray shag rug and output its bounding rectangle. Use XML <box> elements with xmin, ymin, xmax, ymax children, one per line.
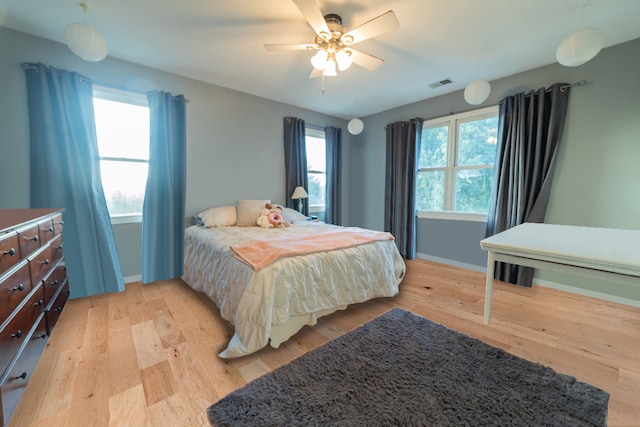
<box><xmin>208</xmin><ymin>308</ymin><xmax>609</xmax><ymax>426</ymax></box>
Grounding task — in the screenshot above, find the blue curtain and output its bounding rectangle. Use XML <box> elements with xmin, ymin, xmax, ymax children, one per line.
<box><xmin>324</xmin><ymin>126</ymin><xmax>342</xmax><ymax>225</ymax></box>
<box><xmin>384</xmin><ymin>118</ymin><xmax>423</xmax><ymax>259</ymax></box>
<box><xmin>283</xmin><ymin>117</ymin><xmax>309</xmax><ymax>215</ymax></box>
<box><xmin>23</xmin><ymin>63</ymin><xmax>124</xmax><ymax>298</ymax></box>
<box><xmin>142</xmin><ymin>91</ymin><xmax>187</xmax><ymax>283</ymax></box>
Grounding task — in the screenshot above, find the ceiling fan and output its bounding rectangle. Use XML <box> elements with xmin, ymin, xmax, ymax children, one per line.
<box><xmin>264</xmin><ymin>0</ymin><xmax>399</xmax><ymax>78</ymax></box>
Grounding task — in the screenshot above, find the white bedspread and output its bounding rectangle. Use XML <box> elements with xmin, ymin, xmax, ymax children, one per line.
<box><xmin>182</xmin><ymin>222</ymin><xmax>405</xmax><ymax>358</ymax></box>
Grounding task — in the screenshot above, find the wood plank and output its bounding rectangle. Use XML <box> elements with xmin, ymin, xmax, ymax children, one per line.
<box><xmin>108</xmin><ymin>384</ymin><xmax>147</xmax><ymax>427</ymax></box>
<box><xmin>140</xmin><ymin>360</ymin><xmax>177</xmax><ymax>406</ymax></box>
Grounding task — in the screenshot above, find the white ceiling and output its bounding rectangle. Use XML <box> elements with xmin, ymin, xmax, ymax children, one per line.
<box><xmin>3</xmin><ymin>0</ymin><xmax>640</xmax><ymax>119</ymax></box>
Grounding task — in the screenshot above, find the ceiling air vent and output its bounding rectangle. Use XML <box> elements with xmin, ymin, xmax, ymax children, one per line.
<box><xmin>429</xmin><ymin>78</ymin><xmax>453</xmax><ymax>89</ymax></box>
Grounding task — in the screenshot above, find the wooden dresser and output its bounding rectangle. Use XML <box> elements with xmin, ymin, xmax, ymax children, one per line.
<box><xmin>0</xmin><ymin>209</ymin><xmax>70</xmax><ymax>426</ymax></box>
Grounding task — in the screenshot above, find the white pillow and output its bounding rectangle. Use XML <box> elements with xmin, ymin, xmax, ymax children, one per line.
<box><xmin>236</xmin><ymin>199</ymin><xmax>271</xmax><ymax>226</ymax></box>
<box><xmin>196</xmin><ymin>205</ymin><xmax>237</xmax><ymax>227</ymax></box>
<box><xmin>276</xmin><ymin>205</ymin><xmax>309</xmax><ymax>223</ymax></box>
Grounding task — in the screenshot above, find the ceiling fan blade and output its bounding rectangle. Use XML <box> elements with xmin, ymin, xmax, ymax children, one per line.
<box><xmin>349</xmin><ymin>48</ymin><xmax>384</xmax><ymax>71</ymax></box>
<box><xmin>309</xmin><ymin>68</ymin><xmax>323</xmax><ymax>78</ymax></box>
<box><xmin>342</xmin><ymin>10</ymin><xmax>399</xmax><ymax>45</ymax></box>
<box><xmin>264</xmin><ymin>43</ymin><xmax>317</xmax><ymax>51</ymax></box>
<box><xmin>292</xmin><ymin>0</ymin><xmax>331</xmax><ymax>38</ymax></box>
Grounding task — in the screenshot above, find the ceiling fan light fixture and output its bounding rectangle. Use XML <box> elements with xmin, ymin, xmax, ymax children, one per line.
<box><xmin>556</xmin><ymin>27</ymin><xmax>604</xmax><ymax>67</ymax></box>
<box><xmin>311</xmin><ymin>49</ymin><xmax>328</xmax><ymax>70</ymax></box>
<box><xmin>335</xmin><ymin>49</ymin><xmax>352</xmax><ymax>71</ymax></box>
<box><xmin>464</xmin><ymin>79</ymin><xmax>491</xmax><ymax>105</ymax></box>
<box><xmin>323</xmin><ymin>59</ymin><xmax>337</xmax><ymax>76</ymax></box>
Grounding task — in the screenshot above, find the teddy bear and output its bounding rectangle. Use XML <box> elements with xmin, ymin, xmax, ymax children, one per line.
<box><xmin>257</xmin><ymin>203</ymin><xmax>289</xmax><ymax>228</ymax></box>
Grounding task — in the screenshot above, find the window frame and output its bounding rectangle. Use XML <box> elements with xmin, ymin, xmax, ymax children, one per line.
<box><xmin>305</xmin><ymin>126</ymin><xmax>327</xmax><ymax>214</ymax></box>
<box><xmin>93</xmin><ymin>85</ymin><xmax>150</xmax><ymax>225</ymax></box>
<box><xmin>417</xmin><ymin>105</ymin><xmax>499</xmax><ymax>222</ymax></box>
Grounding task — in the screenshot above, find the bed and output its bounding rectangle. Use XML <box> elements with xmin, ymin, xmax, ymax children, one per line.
<box><xmin>182</xmin><ymin>202</ymin><xmax>406</xmax><ymax>358</ymax></box>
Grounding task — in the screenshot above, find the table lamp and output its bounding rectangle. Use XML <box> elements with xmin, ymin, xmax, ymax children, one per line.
<box><xmin>291</xmin><ymin>186</ymin><xmax>308</xmax><ymax>213</ymax></box>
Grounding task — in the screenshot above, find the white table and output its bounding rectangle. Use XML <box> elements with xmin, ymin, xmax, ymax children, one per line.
<box><xmin>480</xmin><ymin>223</ymin><xmax>640</xmax><ymax>324</ymax></box>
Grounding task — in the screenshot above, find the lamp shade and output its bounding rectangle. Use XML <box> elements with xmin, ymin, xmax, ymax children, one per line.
<box><xmin>311</xmin><ymin>50</ymin><xmax>328</xmax><ymax>70</ymax></box>
<box><xmin>64</xmin><ymin>22</ymin><xmax>108</xmax><ymax>62</ymax></box>
<box><xmin>464</xmin><ymin>79</ymin><xmax>491</xmax><ymax>105</ymax></box>
<box><xmin>291</xmin><ymin>186</ymin><xmax>308</xmax><ymax>199</ymax></box>
<box><xmin>347</xmin><ymin>118</ymin><xmax>364</xmax><ymax>135</ymax></box>
<box><xmin>323</xmin><ymin>59</ymin><xmax>337</xmax><ymax>77</ymax></box>
<box><xmin>556</xmin><ymin>27</ymin><xmax>604</xmax><ymax>67</ymax></box>
<box><xmin>335</xmin><ymin>49</ymin><xmax>353</xmax><ymax>71</ymax></box>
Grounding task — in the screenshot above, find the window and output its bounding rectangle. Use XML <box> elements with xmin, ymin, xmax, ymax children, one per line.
<box><xmin>416</xmin><ymin>106</ymin><xmax>498</xmax><ymax>220</ymax></box>
<box><xmin>93</xmin><ymin>86</ymin><xmax>150</xmax><ymax>223</ymax></box>
<box><xmin>305</xmin><ymin>128</ymin><xmax>326</xmax><ymax>213</ymax></box>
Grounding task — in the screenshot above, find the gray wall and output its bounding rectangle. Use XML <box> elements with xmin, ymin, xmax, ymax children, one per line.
<box><xmin>0</xmin><ymin>27</ymin><xmax>350</xmax><ymax>278</ymax></box>
<box><xmin>351</xmin><ymin>38</ymin><xmax>640</xmax><ymax>305</ymax></box>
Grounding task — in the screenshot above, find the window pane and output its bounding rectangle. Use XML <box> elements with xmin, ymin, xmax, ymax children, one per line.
<box><xmin>419</xmin><ymin>125</ymin><xmax>448</xmax><ymax>168</ymax></box>
<box><xmin>94</xmin><ymin>98</ymin><xmax>150</xmax><ymax>160</ymax></box>
<box><xmin>308</xmin><ymin>172</ymin><xmax>326</xmax><ymax>206</ymax></box>
<box><xmin>455</xmin><ymin>168</ymin><xmax>493</xmax><ymax>213</ymax></box>
<box><xmin>99</xmin><ymin>160</ymin><xmax>148</xmax><ymax>216</ymax></box>
<box><xmin>416</xmin><ymin>171</ymin><xmax>445</xmax><ymax>211</ymax></box>
<box><xmin>305</xmin><ymin>136</ymin><xmax>326</xmax><ymax>172</ymax></box>
<box><xmin>457</xmin><ymin>116</ymin><xmax>498</xmax><ymax>166</ymax></box>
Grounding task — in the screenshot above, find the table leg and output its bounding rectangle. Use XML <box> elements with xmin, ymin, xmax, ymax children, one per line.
<box><xmin>484</xmin><ymin>251</ymin><xmax>495</xmax><ymax>324</ymax></box>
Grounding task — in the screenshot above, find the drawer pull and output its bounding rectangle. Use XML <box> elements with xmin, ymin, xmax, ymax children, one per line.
<box><xmin>40</xmin><ymin>259</ymin><xmax>50</xmax><ymax>265</ymax></box>
<box><xmin>14</xmin><ymin>372</ymin><xmax>27</xmax><ymax>380</ymax></box>
<box><xmin>57</xmin><ymin>220</ymin><xmax>64</xmax><ymax>225</ymax></box>
<box><xmin>50</xmin><ymin>279</ymin><xmax>59</xmax><ymax>286</ymax></box>
<box><xmin>3</xmin><ymin>247</ymin><xmax>16</xmax><ymax>256</ymax></box>
<box><xmin>48</xmin><ymin>226</ymin><xmax>54</xmax><ymax>232</ymax></box>
<box><xmin>57</xmin><ymin>244</ymin><xmax>63</xmax><ymax>250</ymax></box>
<box><xmin>11</xmin><ymin>330</ymin><xmax>23</xmax><ymax>339</ymax></box>
<box><xmin>28</xmin><ymin>235</ymin><xmax>39</xmax><ymax>242</ymax></box>
<box><xmin>37</xmin><ymin>333</ymin><xmax>48</xmax><ymax>339</ymax></box>
<box><xmin>55</xmin><ymin>306</ymin><xmax>63</xmax><ymax>312</ymax></box>
<box><xmin>35</xmin><ymin>299</ymin><xmax>44</xmax><ymax>307</ymax></box>
<box><xmin>13</xmin><ymin>283</ymin><xmax>25</xmax><ymax>292</ymax></box>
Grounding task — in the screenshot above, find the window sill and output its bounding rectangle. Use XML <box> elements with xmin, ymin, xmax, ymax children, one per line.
<box><xmin>417</xmin><ymin>211</ymin><xmax>487</xmax><ymax>222</ymax></box>
<box><xmin>110</xmin><ymin>214</ymin><xmax>142</xmax><ymax>225</ymax></box>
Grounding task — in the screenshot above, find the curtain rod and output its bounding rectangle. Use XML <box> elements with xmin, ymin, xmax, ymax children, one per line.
<box><xmin>92</xmin><ymin>80</ymin><xmax>190</xmax><ymax>103</ymax></box>
<box><xmin>558</xmin><ymin>80</ymin><xmax>588</xmax><ymax>92</ymax></box>
<box><xmin>21</xmin><ymin>62</ymin><xmax>189</xmax><ymax>102</ymax></box>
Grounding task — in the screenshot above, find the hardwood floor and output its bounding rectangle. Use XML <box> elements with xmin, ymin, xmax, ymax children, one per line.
<box><xmin>9</xmin><ymin>259</ymin><xmax>640</xmax><ymax>426</ymax></box>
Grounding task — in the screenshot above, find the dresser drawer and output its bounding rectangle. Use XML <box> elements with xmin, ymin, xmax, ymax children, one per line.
<box><xmin>28</xmin><ymin>246</ymin><xmax>52</xmax><ymax>288</ymax></box>
<box><xmin>16</xmin><ymin>224</ymin><xmax>40</xmax><ymax>258</ymax></box>
<box><xmin>0</xmin><ymin>261</ymin><xmax>32</xmax><ymax>322</ymax></box>
<box><xmin>50</xmin><ymin>234</ymin><xmax>63</xmax><ymax>265</ymax></box>
<box><xmin>37</xmin><ymin>218</ymin><xmax>55</xmax><ymax>245</ymax></box>
<box><xmin>42</xmin><ymin>263</ymin><xmax>66</xmax><ymax>305</ymax></box>
<box><xmin>51</xmin><ymin>213</ymin><xmax>64</xmax><ymax>236</ymax></box>
<box><xmin>0</xmin><ymin>315</ymin><xmax>48</xmax><ymax>426</ymax></box>
<box><xmin>0</xmin><ymin>287</ymin><xmax>45</xmax><ymax>375</ymax></box>
<box><xmin>46</xmin><ymin>280</ymin><xmax>70</xmax><ymax>335</ymax></box>
<box><xmin>0</xmin><ymin>232</ymin><xmax>20</xmax><ymax>275</ymax></box>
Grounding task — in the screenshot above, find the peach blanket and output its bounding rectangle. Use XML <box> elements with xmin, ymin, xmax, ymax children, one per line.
<box><xmin>230</xmin><ymin>229</ymin><xmax>395</xmax><ymax>271</ymax></box>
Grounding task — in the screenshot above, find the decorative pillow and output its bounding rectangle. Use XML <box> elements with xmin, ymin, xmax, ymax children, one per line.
<box><xmin>196</xmin><ymin>205</ymin><xmax>237</xmax><ymax>227</ymax></box>
<box><xmin>236</xmin><ymin>199</ymin><xmax>271</xmax><ymax>226</ymax></box>
<box><xmin>275</xmin><ymin>205</ymin><xmax>309</xmax><ymax>223</ymax></box>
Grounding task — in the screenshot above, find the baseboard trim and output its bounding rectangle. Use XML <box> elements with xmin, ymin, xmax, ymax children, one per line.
<box><xmin>415</xmin><ymin>253</ymin><xmax>640</xmax><ymax>308</ymax></box>
<box><xmin>415</xmin><ymin>253</ymin><xmax>485</xmax><ymax>273</ymax></box>
<box><xmin>124</xmin><ymin>274</ymin><xmax>141</xmax><ymax>284</ymax></box>
<box><xmin>533</xmin><ymin>278</ymin><xmax>640</xmax><ymax>308</ymax></box>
